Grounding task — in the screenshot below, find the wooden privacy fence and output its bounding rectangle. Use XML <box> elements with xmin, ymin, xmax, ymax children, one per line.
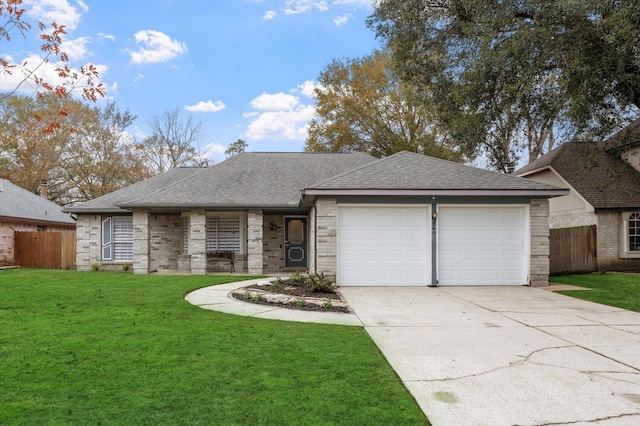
<box><xmin>14</xmin><ymin>231</ymin><xmax>76</xmax><ymax>270</ymax></box>
<box><xmin>549</xmin><ymin>225</ymin><xmax>596</xmax><ymax>275</ymax></box>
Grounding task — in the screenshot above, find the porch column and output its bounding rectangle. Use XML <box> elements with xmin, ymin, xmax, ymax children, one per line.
<box><xmin>190</xmin><ymin>210</ymin><xmax>207</xmax><ymax>275</ymax></box>
<box><xmin>133</xmin><ymin>210</ymin><xmax>150</xmax><ymax>275</ymax></box>
<box><xmin>247</xmin><ymin>209</ymin><xmax>264</xmax><ymax>275</ymax></box>
<box><xmin>529</xmin><ymin>199</ymin><xmax>550</xmax><ymax>287</ymax></box>
<box><xmin>315</xmin><ymin>198</ymin><xmax>337</xmax><ymax>282</ymax></box>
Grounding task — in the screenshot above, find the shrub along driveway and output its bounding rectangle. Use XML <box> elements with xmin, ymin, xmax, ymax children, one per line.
<box><xmin>340</xmin><ymin>285</ymin><xmax>640</xmax><ymax>426</ymax></box>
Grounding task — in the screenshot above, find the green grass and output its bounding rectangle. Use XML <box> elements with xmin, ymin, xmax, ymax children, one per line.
<box><xmin>550</xmin><ymin>273</ymin><xmax>640</xmax><ymax>313</ymax></box>
<box><xmin>0</xmin><ymin>269</ymin><xmax>428</xmax><ymax>425</ymax></box>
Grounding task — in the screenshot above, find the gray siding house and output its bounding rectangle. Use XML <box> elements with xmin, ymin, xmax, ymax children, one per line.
<box><xmin>66</xmin><ymin>151</ymin><xmax>566</xmax><ymax>286</ymax></box>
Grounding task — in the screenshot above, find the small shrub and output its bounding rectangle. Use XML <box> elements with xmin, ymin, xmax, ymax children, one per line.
<box><xmin>289</xmin><ymin>271</ymin><xmax>302</xmax><ymax>286</ymax></box>
<box><xmin>122</xmin><ymin>263</ymin><xmax>131</xmax><ymax>272</ymax></box>
<box><xmin>309</xmin><ymin>273</ymin><xmax>335</xmax><ymax>293</ymax></box>
<box><xmin>272</xmin><ymin>277</ymin><xmax>283</xmax><ymax>288</ymax></box>
<box><xmin>321</xmin><ymin>299</ymin><xmax>333</xmax><ymax>310</ymax></box>
<box><xmin>296</xmin><ymin>298</ymin><xmax>307</xmax><ymax>307</ymax></box>
<box><xmin>90</xmin><ymin>263</ymin><xmax>100</xmax><ymax>272</ymax></box>
<box><xmin>252</xmin><ymin>294</ymin><xmax>263</xmax><ymax>302</ymax></box>
<box><xmin>243</xmin><ymin>292</ymin><xmax>253</xmax><ymax>300</ymax></box>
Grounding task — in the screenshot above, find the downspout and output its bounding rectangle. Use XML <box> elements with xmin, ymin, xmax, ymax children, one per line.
<box><xmin>430</xmin><ymin>201</ymin><xmax>437</xmax><ymax>287</ymax></box>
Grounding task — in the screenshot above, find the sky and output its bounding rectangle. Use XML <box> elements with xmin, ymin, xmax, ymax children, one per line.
<box><xmin>1</xmin><ymin>0</ymin><xmax>381</xmax><ymax>160</ymax></box>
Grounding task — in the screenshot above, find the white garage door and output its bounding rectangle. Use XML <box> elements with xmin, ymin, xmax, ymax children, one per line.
<box><xmin>438</xmin><ymin>206</ymin><xmax>528</xmax><ymax>286</ymax></box>
<box><xmin>337</xmin><ymin>206</ymin><xmax>430</xmax><ymax>286</ymax></box>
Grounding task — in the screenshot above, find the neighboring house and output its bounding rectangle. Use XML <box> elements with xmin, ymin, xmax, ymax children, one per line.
<box><xmin>0</xmin><ymin>179</ymin><xmax>76</xmax><ymax>266</ymax></box>
<box><xmin>516</xmin><ymin>121</ymin><xmax>640</xmax><ymax>271</ymax></box>
<box><xmin>65</xmin><ymin>151</ymin><xmax>566</xmax><ymax>286</ymax></box>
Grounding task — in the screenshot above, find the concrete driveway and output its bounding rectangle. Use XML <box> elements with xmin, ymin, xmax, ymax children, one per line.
<box><xmin>339</xmin><ymin>286</ymin><xmax>640</xmax><ymax>426</ymax></box>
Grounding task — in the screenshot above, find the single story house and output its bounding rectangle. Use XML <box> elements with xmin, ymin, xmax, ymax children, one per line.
<box><xmin>66</xmin><ymin>151</ymin><xmax>567</xmax><ymax>286</ymax></box>
<box><xmin>0</xmin><ymin>179</ymin><xmax>76</xmax><ymax>266</ymax></box>
<box><xmin>516</xmin><ymin>127</ymin><xmax>640</xmax><ymax>271</ymax></box>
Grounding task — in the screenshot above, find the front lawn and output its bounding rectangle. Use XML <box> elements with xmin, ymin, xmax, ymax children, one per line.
<box><xmin>550</xmin><ymin>273</ymin><xmax>640</xmax><ymax>313</ymax></box>
<box><xmin>0</xmin><ymin>269</ymin><xmax>428</xmax><ymax>425</ymax></box>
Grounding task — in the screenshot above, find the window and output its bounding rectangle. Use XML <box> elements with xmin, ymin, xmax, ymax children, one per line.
<box><xmin>206</xmin><ymin>215</ymin><xmax>241</xmax><ymax>253</ymax></box>
<box><xmin>629</xmin><ymin>212</ymin><xmax>640</xmax><ymax>252</ymax></box>
<box><xmin>102</xmin><ymin>216</ymin><xmax>133</xmax><ymax>261</ymax></box>
<box><xmin>181</xmin><ymin>215</ymin><xmax>189</xmax><ymax>254</ymax></box>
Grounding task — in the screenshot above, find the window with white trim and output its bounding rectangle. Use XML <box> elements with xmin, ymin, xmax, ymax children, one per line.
<box><xmin>102</xmin><ymin>216</ymin><xmax>133</xmax><ymax>261</ymax></box>
<box><xmin>206</xmin><ymin>215</ymin><xmax>241</xmax><ymax>253</ymax></box>
<box><xmin>181</xmin><ymin>215</ymin><xmax>189</xmax><ymax>254</ymax></box>
<box><xmin>629</xmin><ymin>212</ymin><xmax>640</xmax><ymax>252</ymax></box>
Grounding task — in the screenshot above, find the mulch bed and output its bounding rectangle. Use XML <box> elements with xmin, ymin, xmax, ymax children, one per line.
<box><xmin>230</xmin><ymin>276</ymin><xmax>350</xmax><ymax>313</ymax></box>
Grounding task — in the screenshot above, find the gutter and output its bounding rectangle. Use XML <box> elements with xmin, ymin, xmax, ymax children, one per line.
<box><xmin>302</xmin><ymin>188</ymin><xmax>569</xmax><ymax>197</ymax></box>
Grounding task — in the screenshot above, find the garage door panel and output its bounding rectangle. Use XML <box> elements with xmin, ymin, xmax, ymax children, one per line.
<box><xmin>438</xmin><ymin>206</ymin><xmax>527</xmax><ymax>286</ymax></box>
<box><xmin>338</xmin><ymin>206</ymin><xmax>430</xmax><ymax>286</ymax></box>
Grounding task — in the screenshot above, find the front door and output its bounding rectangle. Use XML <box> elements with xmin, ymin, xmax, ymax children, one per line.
<box><xmin>284</xmin><ymin>217</ymin><xmax>307</xmax><ymax>269</ymax></box>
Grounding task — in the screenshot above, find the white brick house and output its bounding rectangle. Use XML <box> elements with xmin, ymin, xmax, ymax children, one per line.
<box><xmin>66</xmin><ymin>151</ymin><xmax>566</xmax><ymax>286</ymax></box>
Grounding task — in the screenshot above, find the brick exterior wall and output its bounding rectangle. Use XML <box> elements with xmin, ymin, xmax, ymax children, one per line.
<box><xmin>263</xmin><ymin>214</ymin><xmax>285</xmax><ymax>271</ymax></box>
<box><xmin>0</xmin><ymin>221</ymin><xmax>74</xmax><ymax>266</ymax></box>
<box><xmin>75</xmin><ymin>215</ymin><xmax>101</xmax><ymax>271</ymax></box>
<box><xmin>133</xmin><ymin>210</ymin><xmax>149</xmax><ymax>275</ymax></box>
<box><xmin>247</xmin><ymin>210</ymin><xmax>263</xmax><ymax>275</ymax></box>
<box><xmin>529</xmin><ymin>199</ymin><xmax>550</xmax><ymax>287</ymax></box>
<box><xmin>189</xmin><ymin>210</ymin><xmax>207</xmax><ymax>275</ymax></box>
<box><xmin>550</xmin><ymin>211</ymin><xmax>597</xmax><ymax>229</ymax></box>
<box><xmin>149</xmin><ymin>214</ymin><xmax>181</xmax><ymax>272</ymax></box>
<box><xmin>308</xmin><ymin>205</ymin><xmax>316</xmax><ymax>274</ymax></box>
<box><xmin>315</xmin><ymin>198</ymin><xmax>337</xmax><ymax>281</ymax></box>
<box><xmin>596</xmin><ymin>211</ymin><xmax>640</xmax><ymax>271</ymax></box>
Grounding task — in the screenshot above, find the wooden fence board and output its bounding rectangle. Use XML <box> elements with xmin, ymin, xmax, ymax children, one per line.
<box><xmin>14</xmin><ymin>231</ymin><xmax>76</xmax><ymax>270</ymax></box>
<box><xmin>549</xmin><ymin>225</ymin><xmax>596</xmax><ymax>275</ymax></box>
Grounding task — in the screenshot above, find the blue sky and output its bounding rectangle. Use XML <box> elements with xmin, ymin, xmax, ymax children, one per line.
<box><xmin>2</xmin><ymin>0</ymin><xmax>380</xmax><ymax>159</ymax></box>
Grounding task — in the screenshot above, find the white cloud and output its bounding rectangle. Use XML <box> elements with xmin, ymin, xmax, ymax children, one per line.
<box><xmin>333</xmin><ymin>14</ymin><xmax>350</xmax><ymax>26</ymax></box>
<box><xmin>284</xmin><ymin>0</ymin><xmax>328</xmax><ymax>14</ymax></box>
<box><xmin>295</xmin><ymin>80</ymin><xmax>318</xmax><ymax>98</ymax></box>
<box><xmin>202</xmin><ymin>142</ymin><xmax>226</xmax><ymax>155</ymax></box>
<box><xmin>332</xmin><ymin>0</ymin><xmax>375</xmax><ymax>6</ymax></box>
<box><xmin>244</xmin><ymin>86</ymin><xmax>317</xmax><ymax>141</ymax></box>
<box><xmin>185</xmin><ymin>100</ymin><xmax>226</xmax><ymax>112</ymax></box>
<box><xmin>250</xmin><ymin>92</ymin><xmax>299</xmax><ymax>111</ymax></box>
<box><xmin>263</xmin><ymin>10</ymin><xmax>276</xmax><ymax>20</ymax></box>
<box><xmin>98</xmin><ymin>32</ymin><xmax>116</xmax><ymax>41</ymax></box>
<box><xmin>127</xmin><ymin>30</ymin><xmax>187</xmax><ymax>64</ymax></box>
<box><xmin>24</xmin><ymin>0</ymin><xmax>85</xmax><ymax>30</ymax></box>
<box><xmin>0</xmin><ymin>54</ymin><xmax>108</xmax><ymax>97</ymax></box>
<box><xmin>134</xmin><ymin>73</ymin><xmax>144</xmax><ymax>82</ymax></box>
<box><xmin>60</xmin><ymin>36</ymin><xmax>91</xmax><ymax>61</ymax></box>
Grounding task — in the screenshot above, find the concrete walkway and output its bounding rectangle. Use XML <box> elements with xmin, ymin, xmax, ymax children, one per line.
<box><xmin>339</xmin><ymin>286</ymin><xmax>640</xmax><ymax>426</ymax></box>
<box><xmin>186</xmin><ymin>281</ymin><xmax>640</xmax><ymax>425</ymax></box>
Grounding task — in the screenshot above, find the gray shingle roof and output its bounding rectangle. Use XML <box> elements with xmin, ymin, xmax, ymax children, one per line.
<box><xmin>516</xmin><ymin>142</ymin><xmax>640</xmax><ymax>209</ymax></box>
<box><xmin>67</xmin><ymin>152</ymin><xmax>376</xmax><ymax>212</ymax></box>
<box><xmin>308</xmin><ymin>151</ymin><xmax>562</xmax><ymax>192</ymax></box>
<box><xmin>0</xmin><ymin>179</ymin><xmax>75</xmax><ymax>225</ymax></box>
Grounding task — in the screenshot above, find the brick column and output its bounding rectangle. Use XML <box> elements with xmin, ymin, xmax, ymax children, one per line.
<box><xmin>315</xmin><ymin>198</ymin><xmax>337</xmax><ymax>282</ymax></box>
<box><xmin>133</xmin><ymin>210</ymin><xmax>150</xmax><ymax>275</ymax></box>
<box><xmin>529</xmin><ymin>199</ymin><xmax>550</xmax><ymax>287</ymax></box>
<box><xmin>247</xmin><ymin>210</ymin><xmax>264</xmax><ymax>275</ymax></box>
<box><xmin>189</xmin><ymin>210</ymin><xmax>207</xmax><ymax>275</ymax></box>
<box><xmin>75</xmin><ymin>215</ymin><xmax>101</xmax><ymax>271</ymax></box>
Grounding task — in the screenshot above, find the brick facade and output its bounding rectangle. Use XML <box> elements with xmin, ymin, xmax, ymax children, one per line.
<box><xmin>75</xmin><ymin>215</ymin><xmax>101</xmax><ymax>271</ymax></box>
<box><xmin>529</xmin><ymin>199</ymin><xmax>550</xmax><ymax>287</ymax></box>
<box><xmin>596</xmin><ymin>211</ymin><xmax>640</xmax><ymax>271</ymax></box>
<box><xmin>132</xmin><ymin>210</ymin><xmax>149</xmax><ymax>275</ymax></box>
<box><xmin>189</xmin><ymin>210</ymin><xmax>207</xmax><ymax>275</ymax></box>
<box><xmin>263</xmin><ymin>214</ymin><xmax>285</xmax><ymax>271</ymax></box>
<box><xmin>149</xmin><ymin>214</ymin><xmax>181</xmax><ymax>272</ymax></box>
<box><xmin>247</xmin><ymin>210</ymin><xmax>263</xmax><ymax>275</ymax></box>
<box><xmin>314</xmin><ymin>198</ymin><xmax>337</xmax><ymax>281</ymax></box>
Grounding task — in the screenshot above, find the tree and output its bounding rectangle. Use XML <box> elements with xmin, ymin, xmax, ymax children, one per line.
<box><xmin>305</xmin><ymin>50</ymin><xmax>465</xmax><ymax>161</ymax></box>
<box><xmin>0</xmin><ymin>94</ymin><xmax>149</xmax><ymax>205</ymax></box>
<box><xmin>225</xmin><ymin>139</ymin><xmax>248</xmax><ymax>157</ymax></box>
<box><xmin>0</xmin><ymin>0</ymin><xmax>105</xmax><ymax>152</ymax></box>
<box><xmin>138</xmin><ymin>108</ymin><xmax>208</xmax><ymax>174</ymax></box>
<box><xmin>368</xmin><ymin>0</ymin><xmax>640</xmax><ymax>171</ymax></box>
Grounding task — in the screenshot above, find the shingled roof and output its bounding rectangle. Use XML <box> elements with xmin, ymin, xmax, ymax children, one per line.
<box><xmin>0</xmin><ymin>179</ymin><xmax>75</xmax><ymax>225</ymax></box>
<box><xmin>66</xmin><ymin>152</ymin><xmax>376</xmax><ymax>212</ymax></box>
<box><xmin>305</xmin><ymin>151</ymin><xmax>565</xmax><ymax>194</ymax></box>
<box><xmin>515</xmin><ymin>142</ymin><xmax>640</xmax><ymax>209</ymax></box>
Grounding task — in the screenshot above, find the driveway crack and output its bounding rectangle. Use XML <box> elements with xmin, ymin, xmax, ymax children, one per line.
<box><xmin>515</xmin><ymin>411</ymin><xmax>640</xmax><ymax>425</ymax></box>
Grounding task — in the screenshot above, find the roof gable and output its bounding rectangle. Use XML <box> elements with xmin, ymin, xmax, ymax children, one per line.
<box><xmin>308</xmin><ymin>151</ymin><xmax>562</xmax><ymax>192</ymax></box>
<box><xmin>0</xmin><ymin>179</ymin><xmax>75</xmax><ymax>225</ymax></box>
<box><xmin>516</xmin><ymin>142</ymin><xmax>640</xmax><ymax>209</ymax></box>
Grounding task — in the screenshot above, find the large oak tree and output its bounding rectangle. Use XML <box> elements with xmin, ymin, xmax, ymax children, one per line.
<box><xmin>368</xmin><ymin>0</ymin><xmax>640</xmax><ymax>172</ymax></box>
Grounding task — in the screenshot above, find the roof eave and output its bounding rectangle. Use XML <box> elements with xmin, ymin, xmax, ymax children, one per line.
<box><xmin>116</xmin><ymin>202</ymin><xmax>302</xmax><ymax>210</ymax></box>
<box><xmin>64</xmin><ymin>207</ymin><xmax>131</xmax><ymax>214</ymax></box>
<box><xmin>303</xmin><ymin>189</ymin><xmax>569</xmax><ymax>198</ymax></box>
